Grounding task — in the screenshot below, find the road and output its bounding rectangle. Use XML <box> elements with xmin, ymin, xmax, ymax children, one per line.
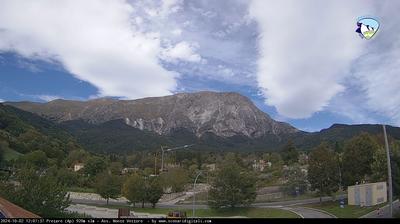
<box><xmin>281</xmin><ymin>207</ymin><xmax>335</xmax><ymax>218</ymax></box>
<box><xmin>70</xmin><ymin>195</ymin><xmax>344</xmax><ymax>218</ymax></box>
<box><xmin>71</xmin><ymin>194</ymin><xmax>346</xmax><ymax>209</ymax></box>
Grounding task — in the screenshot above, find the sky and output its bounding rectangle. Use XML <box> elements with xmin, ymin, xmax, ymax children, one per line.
<box><xmin>0</xmin><ymin>0</ymin><xmax>399</xmax><ymax>132</ymax></box>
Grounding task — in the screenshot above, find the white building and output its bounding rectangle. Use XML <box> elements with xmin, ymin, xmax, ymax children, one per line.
<box><xmin>348</xmin><ymin>182</ymin><xmax>387</xmax><ymax>206</ymax></box>
<box><xmin>73</xmin><ymin>163</ymin><xmax>84</xmax><ymax>172</ymax></box>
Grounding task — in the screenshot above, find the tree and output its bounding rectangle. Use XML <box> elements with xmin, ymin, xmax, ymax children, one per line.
<box><xmin>65</xmin><ymin>149</ymin><xmax>88</xmax><ymax>167</ymax></box>
<box><xmin>122</xmin><ymin>174</ymin><xmax>146</xmax><ymax>207</ymax></box>
<box><xmin>160</xmin><ymin>167</ymin><xmax>189</xmax><ymax>192</ymax></box>
<box><xmin>371</xmin><ymin>147</ymin><xmax>387</xmax><ymax>182</ymax></box>
<box><xmin>145</xmin><ymin>176</ymin><xmax>163</xmax><ymax>208</ymax></box>
<box><xmin>84</xmin><ymin>156</ymin><xmax>107</xmax><ymax>177</ymax></box>
<box><xmin>57</xmin><ymin>168</ymin><xmax>79</xmax><ymax>187</ymax></box>
<box><xmin>342</xmin><ymin>133</ymin><xmax>379</xmax><ymax>186</ymax></box>
<box><xmin>95</xmin><ymin>172</ymin><xmax>122</xmax><ymax>204</ymax></box>
<box><xmin>109</xmin><ymin>161</ymin><xmax>123</xmax><ymax>175</ymax></box>
<box><xmin>280</xmin><ymin>141</ymin><xmax>299</xmax><ymax>165</ymax></box>
<box><xmin>209</xmin><ymin>158</ymin><xmax>256</xmax><ymax>208</ymax></box>
<box><xmin>390</xmin><ymin>141</ymin><xmax>400</xmax><ymax>197</ymax></box>
<box><xmin>308</xmin><ymin>143</ymin><xmax>339</xmax><ymax>203</ymax></box>
<box><xmin>0</xmin><ymin>140</ymin><xmax>6</xmax><ymax>163</ymax></box>
<box><xmin>19</xmin><ymin>150</ymin><xmax>48</xmax><ymax>169</ymax></box>
<box><xmin>283</xmin><ymin>165</ymin><xmax>308</xmax><ymax>196</ymax></box>
<box><xmin>7</xmin><ymin>168</ymin><xmax>70</xmax><ymax>217</ymax></box>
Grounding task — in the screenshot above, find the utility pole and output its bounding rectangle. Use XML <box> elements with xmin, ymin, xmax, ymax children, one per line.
<box><xmin>161</xmin><ymin>144</ymin><xmax>194</xmax><ymax>173</ymax></box>
<box><xmin>154</xmin><ymin>151</ymin><xmax>157</xmax><ymax>176</ymax></box>
<box><xmin>193</xmin><ymin>171</ymin><xmax>202</xmax><ymax>218</ymax></box>
<box><xmin>383</xmin><ymin>125</ymin><xmax>393</xmax><ymax>218</ymax></box>
<box><xmin>161</xmin><ymin>146</ymin><xmax>165</xmax><ymax>173</ymax></box>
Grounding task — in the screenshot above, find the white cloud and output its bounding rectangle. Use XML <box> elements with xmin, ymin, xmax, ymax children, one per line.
<box><xmin>171</xmin><ymin>29</ymin><xmax>182</xmax><ymax>36</ymax></box>
<box><xmin>161</xmin><ymin>0</ymin><xmax>183</xmax><ymax>15</ymax></box>
<box><xmin>0</xmin><ymin>0</ymin><xmax>177</xmax><ymax>99</ymax></box>
<box><xmin>351</xmin><ymin>3</ymin><xmax>400</xmax><ymax>125</ymax></box>
<box><xmin>36</xmin><ymin>95</ymin><xmax>61</xmax><ymax>102</ymax></box>
<box><xmin>162</xmin><ymin>41</ymin><xmax>202</xmax><ymax>63</ymax></box>
<box><xmin>249</xmin><ymin>0</ymin><xmax>372</xmax><ymax>119</ymax></box>
<box><xmin>217</xmin><ymin>65</ymin><xmax>235</xmax><ymax>78</ymax></box>
<box><xmin>0</xmin><ymin>99</ymin><xmax>4</xmax><ymax>103</ymax></box>
<box><xmin>328</xmin><ymin>91</ymin><xmax>377</xmax><ymax>124</ymax></box>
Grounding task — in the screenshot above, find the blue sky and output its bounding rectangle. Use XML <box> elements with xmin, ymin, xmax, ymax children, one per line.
<box><xmin>0</xmin><ymin>0</ymin><xmax>399</xmax><ymax>132</ymax></box>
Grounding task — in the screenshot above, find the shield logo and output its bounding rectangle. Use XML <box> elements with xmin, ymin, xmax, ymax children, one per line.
<box><xmin>356</xmin><ymin>17</ymin><xmax>380</xmax><ymax>40</ymax></box>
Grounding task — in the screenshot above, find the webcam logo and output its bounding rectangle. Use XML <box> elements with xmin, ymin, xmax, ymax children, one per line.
<box><xmin>356</xmin><ymin>17</ymin><xmax>379</xmax><ymax>40</ymax></box>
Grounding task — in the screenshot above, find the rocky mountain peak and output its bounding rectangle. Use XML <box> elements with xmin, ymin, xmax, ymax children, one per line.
<box><xmin>6</xmin><ymin>91</ymin><xmax>298</xmax><ymax>138</ymax></box>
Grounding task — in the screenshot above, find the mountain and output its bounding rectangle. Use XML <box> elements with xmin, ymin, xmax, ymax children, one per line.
<box><xmin>0</xmin><ymin>104</ymin><xmax>82</xmax><ymax>161</ymax></box>
<box><xmin>4</xmin><ymin>92</ymin><xmax>400</xmax><ymax>153</ymax></box>
<box><xmin>292</xmin><ymin>123</ymin><xmax>400</xmax><ymax>150</ymax></box>
<box><xmin>7</xmin><ymin>92</ymin><xmax>298</xmax><ymax>138</ymax></box>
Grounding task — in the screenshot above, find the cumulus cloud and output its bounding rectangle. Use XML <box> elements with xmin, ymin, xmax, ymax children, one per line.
<box><xmin>249</xmin><ymin>0</ymin><xmax>372</xmax><ymax>119</ymax></box>
<box><xmin>0</xmin><ymin>0</ymin><xmax>177</xmax><ymax>99</ymax></box>
<box><xmin>162</xmin><ymin>41</ymin><xmax>203</xmax><ymax>63</ymax></box>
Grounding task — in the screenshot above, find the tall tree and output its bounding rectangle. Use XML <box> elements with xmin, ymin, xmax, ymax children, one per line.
<box><xmin>95</xmin><ymin>172</ymin><xmax>122</xmax><ymax>204</ymax></box>
<box><xmin>281</xmin><ymin>141</ymin><xmax>299</xmax><ymax>165</ymax></box>
<box><xmin>208</xmin><ymin>158</ymin><xmax>256</xmax><ymax>208</ymax></box>
<box><xmin>19</xmin><ymin>150</ymin><xmax>48</xmax><ymax>169</ymax></box>
<box><xmin>145</xmin><ymin>176</ymin><xmax>163</xmax><ymax>208</ymax></box>
<box><xmin>283</xmin><ymin>165</ymin><xmax>308</xmax><ymax>196</ymax></box>
<box><xmin>308</xmin><ymin>143</ymin><xmax>339</xmax><ymax>203</ymax></box>
<box><xmin>342</xmin><ymin>133</ymin><xmax>379</xmax><ymax>186</ymax></box>
<box><xmin>0</xmin><ymin>140</ymin><xmax>6</xmax><ymax>163</ymax></box>
<box><xmin>84</xmin><ymin>156</ymin><xmax>107</xmax><ymax>177</ymax></box>
<box><xmin>371</xmin><ymin>147</ymin><xmax>387</xmax><ymax>182</ymax></box>
<box><xmin>6</xmin><ymin>168</ymin><xmax>70</xmax><ymax>217</ymax></box>
<box><xmin>109</xmin><ymin>161</ymin><xmax>123</xmax><ymax>175</ymax></box>
<box><xmin>160</xmin><ymin>168</ymin><xmax>189</xmax><ymax>193</ymax></box>
<box><xmin>122</xmin><ymin>174</ymin><xmax>146</xmax><ymax>207</ymax></box>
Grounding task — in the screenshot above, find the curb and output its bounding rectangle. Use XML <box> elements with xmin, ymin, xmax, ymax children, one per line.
<box><xmin>286</xmin><ymin>209</ymin><xmax>305</xmax><ymax>218</ymax></box>
<box><xmin>360</xmin><ymin>199</ymin><xmax>399</xmax><ymax>218</ymax></box>
<box><xmin>298</xmin><ymin>206</ymin><xmax>337</xmax><ymax>218</ymax></box>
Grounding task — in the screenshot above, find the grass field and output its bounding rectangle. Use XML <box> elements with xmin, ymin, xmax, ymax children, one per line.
<box><xmin>87</xmin><ymin>204</ymin><xmax>299</xmax><ymax>218</ymax></box>
<box><xmin>304</xmin><ymin>201</ymin><xmax>386</xmax><ymax>218</ymax></box>
<box><xmin>180</xmin><ymin>191</ymin><xmax>320</xmax><ymax>205</ymax></box>
<box><xmin>3</xmin><ymin>148</ymin><xmax>22</xmax><ymax>161</ymax></box>
<box><xmin>67</xmin><ymin>187</ymin><xmax>96</xmax><ymax>193</ymax></box>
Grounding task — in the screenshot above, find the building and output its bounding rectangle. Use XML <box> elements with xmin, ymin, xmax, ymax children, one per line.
<box><xmin>252</xmin><ymin>160</ymin><xmax>267</xmax><ymax>172</ymax></box>
<box><xmin>73</xmin><ymin>163</ymin><xmax>84</xmax><ymax>172</ymax></box>
<box><xmin>203</xmin><ymin>164</ymin><xmax>216</xmax><ymax>171</ymax></box>
<box><xmin>347</xmin><ymin>182</ymin><xmax>387</xmax><ymax>206</ymax></box>
<box><xmin>0</xmin><ymin>197</ymin><xmax>40</xmax><ymax>218</ymax></box>
<box><xmin>121</xmin><ymin>167</ymin><xmax>139</xmax><ymax>174</ymax></box>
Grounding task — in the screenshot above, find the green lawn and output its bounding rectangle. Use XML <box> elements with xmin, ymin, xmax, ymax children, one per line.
<box><xmin>192</xmin><ymin>207</ymin><xmax>299</xmax><ymax>218</ymax></box>
<box><xmin>304</xmin><ymin>201</ymin><xmax>387</xmax><ymax>218</ymax></box>
<box><xmin>80</xmin><ymin>203</ymin><xmax>299</xmax><ymax>218</ymax></box>
<box><xmin>3</xmin><ymin>148</ymin><xmax>22</xmax><ymax>161</ymax></box>
<box><xmin>67</xmin><ymin>187</ymin><xmax>96</xmax><ymax>193</ymax></box>
<box><xmin>180</xmin><ymin>192</ymin><xmax>319</xmax><ymax>205</ymax></box>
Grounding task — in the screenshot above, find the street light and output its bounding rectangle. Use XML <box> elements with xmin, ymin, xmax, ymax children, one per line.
<box><xmin>160</xmin><ymin>144</ymin><xmax>194</xmax><ymax>172</ymax></box>
<box><xmin>383</xmin><ymin>125</ymin><xmax>393</xmax><ymax>218</ymax></box>
<box><xmin>192</xmin><ymin>171</ymin><xmax>202</xmax><ymax>218</ymax></box>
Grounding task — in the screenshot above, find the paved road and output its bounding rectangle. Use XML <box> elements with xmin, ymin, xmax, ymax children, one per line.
<box><xmin>71</xmin><ymin>194</ymin><xmax>346</xmax><ymax>210</ymax></box>
<box><xmin>361</xmin><ymin>200</ymin><xmax>400</xmax><ymax>218</ymax></box>
<box><xmin>252</xmin><ymin>194</ymin><xmax>347</xmax><ymax>207</ymax></box>
<box><xmin>70</xmin><ymin>195</ymin><xmax>344</xmax><ymax>218</ymax></box>
<box><xmin>67</xmin><ymin>204</ymin><xmax>166</xmax><ymax>218</ymax></box>
<box><xmin>284</xmin><ymin>207</ymin><xmax>335</xmax><ymax>218</ymax></box>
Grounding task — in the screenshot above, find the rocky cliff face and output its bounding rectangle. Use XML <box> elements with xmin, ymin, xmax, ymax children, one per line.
<box><xmin>7</xmin><ymin>91</ymin><xmax>298</xmax><ymax>138</ymax></box>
